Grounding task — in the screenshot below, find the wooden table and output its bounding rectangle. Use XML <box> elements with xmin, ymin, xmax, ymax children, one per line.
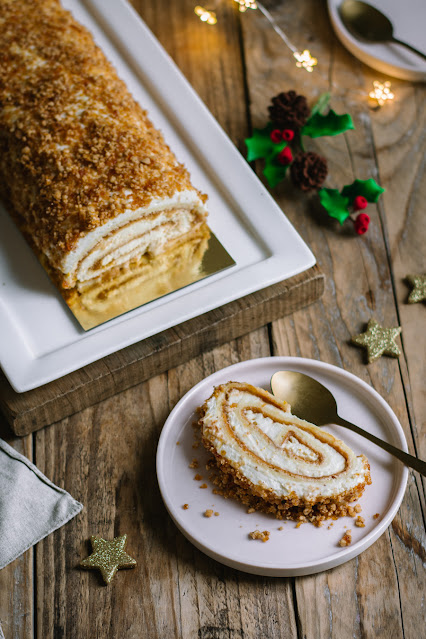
<box><xmin>1</xmin><ymin>1</ymin><xmax>424</xmax><ymax>637</ymax></box>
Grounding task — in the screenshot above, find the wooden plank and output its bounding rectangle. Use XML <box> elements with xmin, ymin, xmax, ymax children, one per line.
<box><xmin>368</xmin><ymin>45</ymin><xmax>426</xmax><ymax>639</ymax></box>
<box><xmin>240</xmin><ymin>1</ymin><xmax>425</xmax><ymax>639</ymax></box>
<box><xmin>1</xmin><ymin>266</ymin><xmax>324</xmax><ymax>436</ymax></box>
<box><xmin>0</xmin><ymin>428</ymin><xmax>34</xmax><ymax>639</ymax></box>
<box><xmin>370</xmin><ymin>75</ymin><xmax>426</xmax><ymax>471</ymax></box>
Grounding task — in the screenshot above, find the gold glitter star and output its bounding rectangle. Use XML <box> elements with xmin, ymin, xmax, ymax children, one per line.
<box><xmin>406</xmin><ymin>274</ymin><xmax>426</xmax><ymax>304</ymax></box>
<box><xmin>351</xmin><ymin>318</ymin><xmax>401</xmax><ymax>363</ymax></box>
<box><xmin>80</xmin><ymin>534</ymin><xmax>136</xmax><ymax>584</ymax></box>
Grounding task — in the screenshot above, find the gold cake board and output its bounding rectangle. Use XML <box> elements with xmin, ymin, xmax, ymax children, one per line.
<box><xmin>0</xmin><ymin>265</ymin><xmax>324</xmax><ymax>436</ymax></box>
<box><xmin>69</xmin><ymin>227</ymin><xmax>235</xmax><ymax>331</ymax></box>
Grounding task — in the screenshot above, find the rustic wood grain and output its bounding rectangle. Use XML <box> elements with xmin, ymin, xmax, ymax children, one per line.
<box><xmin>0</xmin><ymin>0</ymin><xmax>424</xmax><ymax>638</ymax></box>
<box><xmin>0</xmin><ymin>427</ymin><xmax>33</xmax><ymax>639</ymax></box>
<box><xmin>241</xmin><ymin>1</ymin><xmax>425</xmax><ymax>638</ymax></box>
<box><xmin>1</xmin><ymin>266</ymin><xmax>324</xmax><ymax>436</ymax></box>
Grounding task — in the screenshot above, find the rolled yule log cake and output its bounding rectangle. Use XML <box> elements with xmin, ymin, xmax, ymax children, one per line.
<box><xmin>199</xmin><ymin>382</ymin><xmax>371</xmax><ymax>525</ymax></box>
<box><xmin>0</xmin><ymin>0</ymin><xmax>208</xmax><ymax>298</ymax></box>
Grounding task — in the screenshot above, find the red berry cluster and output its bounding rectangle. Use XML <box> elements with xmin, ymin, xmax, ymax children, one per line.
<box><xmin>352</xmin><ymin>196</ymin><xmax>370</xmax><ymax>235</ymax></box>
<box><xmin>270</xmin><ymin>128</ymin><xmax>295</xmax><ymax>165</ymax></box>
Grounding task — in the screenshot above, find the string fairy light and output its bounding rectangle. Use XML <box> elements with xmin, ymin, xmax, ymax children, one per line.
<box><xmin>255</xmin><ymin>2</ymin><xmax>317</xmax><ymax>72</ymax></box>
<box><xmin>194</xmin><ymin>6</ymin><xmax>218</xmax><ymax>24</ymax></box>
<box><xmin>293</xmin><ymin>49</ymin><xmax>318</xmax><ymax>73</ymax></box>
<box><xmin>234</xmin><ymin>0</ymin><xmax>257</xmax><ymax>11</ymax></box>
<box><xmin>369</xmin><ymin>81</ymin><xmax>394</xmax><ymax>106</ymax></box>
<box><xmin>194</xmin><ymin>0</ymin><xmax>317</xmax><ymax>72</ymax></box>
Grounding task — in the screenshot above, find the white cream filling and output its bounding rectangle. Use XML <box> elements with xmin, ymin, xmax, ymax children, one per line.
<box><xmin>44</xmin><ymin>190</ymin><xmax>207</xmax><ymax>285</ymax></box>
<box><xmin>284</xmin><ymin>436</ymin><xmax>319</xmax><ymax>462</ymax></box>
<box><xmin>203</xmin><ymin>387</ymin><xmax>367</xmax><ymax>501</ymax></box>
<box><xmin>241</xmin><ymin>409</ymin><xmax>346</xmax><ymax>477</ymax></box>
<box><xmin>73</xmin><ymin>208</ymin><xmax>193</xmax><ymax>283</ymax></box>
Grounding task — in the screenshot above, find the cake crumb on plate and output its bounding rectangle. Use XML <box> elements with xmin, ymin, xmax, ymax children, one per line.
<box><xmin>339</xmin><ymin>530</ymin><xmax>352</xmax><ymax>547</ymax></box>
<box><xmin>249</xmin><ymin>530</ymin><xmax>270</xmax><ymax>542</ymax></box>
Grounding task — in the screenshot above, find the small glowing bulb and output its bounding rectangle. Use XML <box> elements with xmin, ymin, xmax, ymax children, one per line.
<box><xmin>293</xmin><ymin>49</ymin><xmax>318</xmax><ymax>73</ymax></box>
<box><xmin>233</xmin><ymin>0</ymin><xmax>257</xmax><ymax>12</ymax></box>
<box><xmin>369</xmin><ymin>81</ymin><xmax>394</xmax><ymax>106</ymax></box>
<box><xmin>194</xmin><ymin>6</ymin><xmax>217</xmax><ymax>25</ymax></box>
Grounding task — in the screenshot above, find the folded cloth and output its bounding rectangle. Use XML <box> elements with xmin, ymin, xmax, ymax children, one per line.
<box><xmin>0</xmin><ymin>438</ymin><xmax>83</xmax><ymax>570</ymax></box>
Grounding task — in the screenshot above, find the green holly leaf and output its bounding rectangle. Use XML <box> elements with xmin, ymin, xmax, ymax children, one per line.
<box><xmin>341</xmin><ymin>178</ymin><xmax>385</xmax><ymax>203</ymax></box>
<box><xmin>245</xmin><ymin>123</ymin><xmax>286</xmax><ymax>162</ymax></box>
<box><xmin>319</xmin><ymin>188</ymin><xmax>350</xmax><ymax>224</ymax></box>
<box><xmin>263</xmin><ymin>154</ymin><xmax>290</xmax><ymax>189</ymax></box>
<box><xmin>302</xmin><ymin>109</ymin><xmax>354</xmax><ymax>138</ymax></box>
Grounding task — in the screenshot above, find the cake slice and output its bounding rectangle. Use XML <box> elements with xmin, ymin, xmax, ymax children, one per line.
<box><xmin>199</xmin><ymin>381</ymin><xmax>371</xmax><ymax>525</ymax></box>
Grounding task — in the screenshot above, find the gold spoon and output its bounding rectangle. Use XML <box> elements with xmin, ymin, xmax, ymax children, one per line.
<box><xmin>339</xmin><ymin>0</ymin><xmax>426</xmax><ymax>61</ymax></box>
<box><xmin>270</xmin><ymin>370</ymin><xmax>426</xmax><ymax>476</ymax></box>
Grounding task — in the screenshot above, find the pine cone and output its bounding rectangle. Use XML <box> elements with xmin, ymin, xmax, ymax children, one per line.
<box><xmin>290</xmin><ymin>152</ymin><xmax>328</xmax><ymax>191</ymax></box>
<box><xmin>268</xmin><ymin>91</ymin><xmax>310</xmax><ymax>131</ymax></box>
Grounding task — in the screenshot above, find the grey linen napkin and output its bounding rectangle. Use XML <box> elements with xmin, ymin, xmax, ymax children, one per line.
<box><xmin>0</xmin><ymin>438</ymin><xmax>83</xmax><ymax>570</ymax></box>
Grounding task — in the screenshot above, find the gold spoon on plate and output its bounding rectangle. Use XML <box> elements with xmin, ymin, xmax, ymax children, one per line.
<box><xmin>339</xmin><ymin>0</ymin><xmax>426</xmax><ymax>61</ymax></box>
<box><xmin>270</xmin><ymin>370</ymin><xmax>426</xmax><ymax>476</ymax></box>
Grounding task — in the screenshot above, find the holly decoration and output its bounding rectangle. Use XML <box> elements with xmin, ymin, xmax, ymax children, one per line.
<box><xmin>245</xmin><ymin>90</ymin><xmax>385</xmax><ymax>235</ymax></box>
<box><xmin>290</xmin><ymin>152</ymin><xmax>327</xmax><ymax>192</ymax></box>
<box><xmin>301</xmin><ymin>109</ymin><xmax>354</xmax><ymax>138</ymax></box>
<box><xmin>282</xmin><ymin>129</ymin><xmax>295</xmax><ymax>142</ymax></box>
<box><xmin>318</xmin><ymin>179</ymin><xmax>385</xmax><ymax>234</ymax></box>
<box><xmin>353</xmin><ymin>195</ymin><xmax>368</xmax><ymax>211</ymax></box>
<box><xmin>246</xmin><ymin>122</ymin><xmax>291</xmax><ymax>188</ymax></box>
<box><xmin>278</xmin><ymin>146</ymin><xmax>293</xmax><ymax>165</ymax></box>
<box><xmin>268</xmin><ymin>90</ymin><xmax>310</xmax><ymax>131</ymax></box>
<box><xmin>245</xmin><ymin>91</ymin><xmax>354</xmax><ymax>189</ymax></box>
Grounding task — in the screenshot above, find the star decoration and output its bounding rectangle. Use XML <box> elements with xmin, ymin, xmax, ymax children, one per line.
<box><xmin>406</xmin><ymin>274</ymin><xmax>426</xmax><ymax>304</ymax></box>
<box><xmin>351</xmin><ymin>319</ymin><xmax>401</xmax><ymax>363</ymax></box>
<box><xmin>80</xmin><ymin>534</ymin><xmax>136</xmax><ymax>584</ymax></box>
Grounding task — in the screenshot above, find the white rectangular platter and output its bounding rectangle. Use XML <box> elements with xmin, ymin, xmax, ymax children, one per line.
<box><xmin>0</xmin><ymin>0</ymin><xmax>315</xmax><ymax>393</ymax></box>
